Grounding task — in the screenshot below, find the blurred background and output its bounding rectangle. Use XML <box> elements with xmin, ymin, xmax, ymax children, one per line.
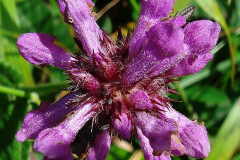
<box><xmin>0</xmin><ymin>0</ymin><xmax>240</xmax><ymax>159</ymax></box>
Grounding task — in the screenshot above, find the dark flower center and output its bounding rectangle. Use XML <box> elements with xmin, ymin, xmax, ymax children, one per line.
<box><xmin>63</xmin><ymin>28</ymin><xmax>179</xmax><ymax>158</ymax></box>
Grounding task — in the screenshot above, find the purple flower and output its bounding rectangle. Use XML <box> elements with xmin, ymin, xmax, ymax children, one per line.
<box><xmin>16</xmin><ymin>0</ymin><xmax>220</xmax><ymax>159</ymax></box>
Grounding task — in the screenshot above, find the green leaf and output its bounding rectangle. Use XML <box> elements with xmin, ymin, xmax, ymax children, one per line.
<box><xmin>0</xmin><ymin>60</ymin><xmax>23</xmax><ymax>87</ymax></box>
<box><xmin>0</xmin><ymin>0</ymin><xmax>35</xmax><ymax>85</ymax></box>
<box><xmin>229</xmin><ymin>0</ymin><xmax>240</xmax><ymax>27</ymax></box>
<box><xmin>17</xmin><ymin>0</ymin><xmax>50</xmax><ymax>32</ymax></box>
<box><xmin>129</xmin><ymin>0</ymin><xmax>141</xmax><ymax>14</ymax></box>
<box><xmin>18</xmin><ymin>0</ymin><xmax>75</xmax><ymax>50</ymax></box>
<box><xmin>102</xmin><ymin>16</ymin><xmax>112</xmax><ymax>34</ymax></box>
<box><xmin>205</xmin><ymin>97</ymin><xmax>240</xmax><ymax>160</ymax></box>
<box><xmin>0</xmin><ymin>0</ymin><xmax>20</xmax><ymax>27</ymax></box>
<box><xmin>186</xmin><ymin>85</ymin><xmax>230</xmax><ymax>106</ymax></box>
<box><xmin>232</xmin><ymin>153</ymin><xmax>240</xmax><ymax>160</ymax></box>
<box><xmin>107</xmin><ymin>141</ymin><xmax>132</xmax><ymax>160</ymax></box>
<box><xmin>129</xmin><ymin>0</ymin><xmax>141</xmax><ymax>20</ymax></box>
<box><xmin>0</xmin><ymin>96</ymin><xmax>32</xmax><ymax>160</ymax></box>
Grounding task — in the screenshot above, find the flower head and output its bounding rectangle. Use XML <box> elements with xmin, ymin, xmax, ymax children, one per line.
<box><xmin>16</xmin><ymin>0</ymin><xmax>220</xmax><ymax>159</ymax></box>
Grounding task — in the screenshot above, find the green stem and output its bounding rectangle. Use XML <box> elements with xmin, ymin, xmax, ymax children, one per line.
<box><xmin>96</xmin><ymin>0</ymin><xmax>120</xmax><ymax>20</ymax></box>
<box><xmin>20</xmin><ymin>81</ymin><xmax>68</xmax><ymax>93</ymax></box>
<box><xmin>129</xmin><ymin>0</ymin><xmax>141</xmax><ymax>13</ymax></box>
<box><xmin>0</xmin><ymin>85</ymin><xmax>26</xmax><ymax>97</ymax></box>
<box><xmin>0</xmin><ymin>81</ymin><xmax>68</xmax><ymax>98</ymax></box>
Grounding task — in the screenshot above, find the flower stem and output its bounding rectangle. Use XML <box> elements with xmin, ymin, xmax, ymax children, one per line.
<box><xmin>96</xmin><ymin>0</ymin><xmax>120</xmax><ymax>20</ymax></box>
<box><xmin>129</xmin><ymin>0</ymin><xmax>141</xmax><ymax>13</ymax></box>
<box><xmin>0</xmin><ymin>85</ymin><xmax>26</xmax><ymax>97</ymax></box>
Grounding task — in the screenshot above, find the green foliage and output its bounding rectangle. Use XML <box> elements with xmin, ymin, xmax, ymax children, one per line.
<box><xmin>0</xmin><ymin>0</ymin><xmax>240</xmax><ymax>159</ymax></box>
<box><xmin>186</xmin><ymin>85</ymin><xmax>230</xmax><ymax>106</ymax></box>
<box><xmin>0</xmin><ymin>95</ymin><xmax>32</xmax><ymax>160</ymax></box>
<box><xmin>206</xmin><ymin>97</ymin><xmax>240</xmax><ymax>160</ymax></box>
<box><xmin>0</xmin><ymin>60</ymin><xmax>23</xmax><ymax>87</ymax></box>
<box><xmin>0</xmin><ymin>0</ymin><xmax>34</xmax><ymax>85</ymax></box>
<box><xmin>1</xmin><ymin>0</ymin><xmax>19</xmax><ymax>27</ymax></box>
<box><xmin>107</xmin><ymin>143</ymin><xmax>132</xmax><ymax>160</ymax></box>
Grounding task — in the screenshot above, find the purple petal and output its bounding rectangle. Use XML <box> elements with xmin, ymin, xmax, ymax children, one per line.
<box><xmin>43</xmin><ymin>151</ymin><xmax>73</xmax><ymax>160</ymax></box>
<box><xmin>184</xmin><ymin>20</ymin><xmax>221</xmax><ymax>55</ymax></box>
<box><xmin>146</xmin><ymin>52</ymin><xmax>185</xmax><ymax>78</ymax></box>
<box><xmin>16</xmin><ymin>33</ymin><xmax>73</xmax><ymax>70</ymax></box>
<box><xmin>166</xmin><ymin>53</ymin><xmax>213</xmax><ymax>77</ymax></box>
<box><xmin>34</xmin><ymin>103</ymin><xmax>98</xmax><ymax>158</ymax></box>
<box><xmin>133</xmin><ymin>112</ymin><xmax>177</xmax><ymax>155</ymax></box>
<box><xmin>58</xmin><ymin>0</ymin><xmax>94</xmax><ymax>16</ymax></box>
<box><xmin>57</xmin><ymin>0</ymin><xmax>66</xmax><ymax>15</ymax></box>
<box><xmin>84</xmin><ymin>0</ymin><xmax>95</xmax><ymax>8</ymax></box>
<box><xmin>129</xmin><ymin>90</ymin><xmax>153</xmax><ymax>110</ymax></box>
<box><xmin>65</xmin><ymin>0</ymin><xmax>104</xmax><ymax>61</ymax></box>
<box><xmin>170</xmin><ymin>15</ymin><xmax>186</xmax><ymax>27</ymax></box>
<box><xmin>145</xmin><ymin>22</ymin><xmax>185</xmax><ymax>58</ymax></box>
<box><xmin>165</xmin><ymin>108</ymin><xmax>211</xmax><ymax>158</ymax></box>
<box><xmin>170</xmin><ymin>134</ymin><xmax>188</xmax><ymax>156</ymax></box>
<box><xmin>123</xmin><ymin>50</ymin><xmax>156</xmax><ymax>85</ymax></box>
<box><xmin>87</xmin><ymin>130</ymin><xmax>111</xmax><ymax>160</ymax></box>
<box><xmin>123</xmin><ymin>22</ymin><xmax>184</xmax><ymax>84</ymax></box>
<box><xmin>129</xmin><ymin>0</ymin><xmax>174</xmax><ymax>58</ymax></box>
<box><xmin>67</xmin><ymin>69</ymin><xmax>100</xmax><ymax>91</ymax></box>
<box><xmin>16</xmin><ymin>93</ymin><xmax>76</xmax><ymax>142</ymax></box>
<box><xmin>112</xmin><ymin>111</ymin><xmax>132</xmax><ymax>139</ymax></box>
<box><xmin>137</xmin><ymin>128</ymin><xmax>171</xmax><ymax>160</ymax></box>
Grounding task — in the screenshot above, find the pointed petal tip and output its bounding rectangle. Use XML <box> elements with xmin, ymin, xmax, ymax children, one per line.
<box><xmin>15</xmin><ymin>94</ymin><xmax>76</xmax><ymax>143</ymax></box>
<box><xmin>17</xmin><ymin>33</ymin><xmax>73</xmax><ymax>70</ymax></box>
<box><xmin>166</xmin><ymin>109</ymin><xmax>211</xmax><ymax>158</ymax></box>
<box><xmin>15</xmin><ymin>130</ymin><xmax>28</xmax><ymax>143</ymax></box>
<box><xmin>184</xmin><ymin>20</ymin><xmax>221</xmax><ymax>55</ymax></box>
<box><xmin>57</xmin><ymin>0</ymin><xmax>66</xmax><ymax>15</ymax></box>
<box><xmin>15</xmin><ymin>110</ymin><xmax>46</xmax><ymax>141</ymax></box>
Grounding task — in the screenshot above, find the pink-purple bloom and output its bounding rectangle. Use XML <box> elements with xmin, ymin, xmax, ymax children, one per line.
<box><xmin>16</xmin><ymin>0</ymin><xmax>220</xmax><ymax>159</ymax></box>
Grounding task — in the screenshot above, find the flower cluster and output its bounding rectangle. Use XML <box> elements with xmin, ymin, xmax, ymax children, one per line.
<box><xmin>16</xmin><ymin>0</ymin><xmax>220</xmax><ymax>160</ymax></box>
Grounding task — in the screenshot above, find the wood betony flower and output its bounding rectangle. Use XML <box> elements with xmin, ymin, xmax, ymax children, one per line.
<box><xmin>16</xmin><ymin>0</ymin><xmax>220</xmax><ymax>159</ymax></box>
